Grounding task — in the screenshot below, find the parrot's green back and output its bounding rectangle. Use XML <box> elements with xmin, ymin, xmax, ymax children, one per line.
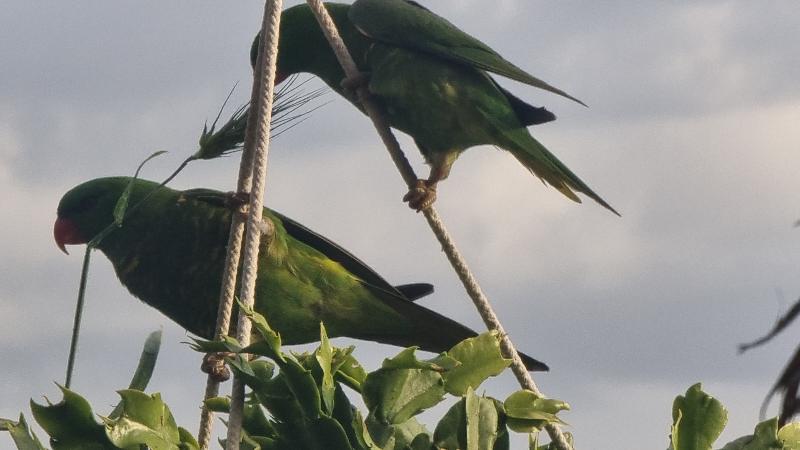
<box><xmin>260</xmin><ymin>2</ymin><xmax>617</xmax><ymax>215</ymax></box>
<box><xmin>348</xmin><ymin>0</ymin><xmax>585</xmax><ymax>105</ymax></box>
<box><xmin>55</xmin><ymin>177</ymin><xmax>548</xmax><ymax>370</ymax></box>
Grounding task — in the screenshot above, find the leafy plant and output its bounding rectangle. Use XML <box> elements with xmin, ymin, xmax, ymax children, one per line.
<box><xmin>668</xmin><ymin>383</ymin><xmax>800</xmax><ymax>450</ymax></box>
<box><xmin>193</xmin><ymin>303</ymin><xmax>568</xmax><ymax>449</ymax></box>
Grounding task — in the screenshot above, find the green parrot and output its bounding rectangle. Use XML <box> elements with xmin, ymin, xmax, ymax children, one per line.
<box><xmin>54</xmin><ymin>177</ymin><xmax>547</xmax><ymax>371</ymax></box>
<box><xmin>254</xmin><ymin>0</ymin><xmax>617</xmax><ymax>214</ymax></box>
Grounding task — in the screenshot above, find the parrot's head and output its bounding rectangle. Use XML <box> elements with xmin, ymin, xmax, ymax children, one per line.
<box><xmin>250</xmin><ymin>4</ymin><xmax>352</xmax><ymax>87</ymax></box>
<box><xmin>54</xmin><ymin>177</ymin><xmax>139</xmax><ymax>254</ymax></box>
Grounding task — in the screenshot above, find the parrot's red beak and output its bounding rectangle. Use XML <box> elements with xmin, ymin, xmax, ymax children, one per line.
<box><xmin>54</xmin><ymin>216</ymin><xmax>86</xmax><ymax>255</ymax></box>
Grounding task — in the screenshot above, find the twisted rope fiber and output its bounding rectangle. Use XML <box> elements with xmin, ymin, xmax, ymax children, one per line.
<box><xmin>195</xmin><ymin>1</ymin><xmax>283</xmax><ymax>449</ymax></box>
<box><xmin>304</xmin><ymin>1</ymin><xmax>572</xmax><ymax>449</ymax></box>
<box><xmin>225</xmin><ymin>0</ymin><xmax>283</xmax><ymax>448</ymax></box>
<box><xmin>195</xmin><ymin>48</ymin><xmax>265</xmax><ymax>450</ymax></box>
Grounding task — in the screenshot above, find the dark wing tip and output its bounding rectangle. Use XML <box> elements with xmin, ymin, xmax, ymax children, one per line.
<box><xmin>394</xmin><ymin>283</ymin><xmax>434</xmax><ymax>301</ymax></box>
<box><xmin>519</xmin><ymin>351</ymin><xmax>549</xmax><ymax>372</ymax></box>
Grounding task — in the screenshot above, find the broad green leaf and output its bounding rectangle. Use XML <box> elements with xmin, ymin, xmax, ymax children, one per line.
<box><xmin>238</xmin><ymin>430</ymin><xmax>264</xmax><ymax>450</ymax></box>
<box><xmin>109</xmin><ymin>329</ymin><xmax>162</xmax><ymax>419</ymax></box>
<box><xmin>382</xmin><ymin>347</ymin><xmax>447</xmax><ymax>371</ymax></box>
<box><xmin>103</xmin><ymin>390</ymin><xmax>180</xmax><ymax>450</ymax></box>
<box><xmin>433</xmin><ymin>391</ymin><xmax>506</xmax><ymax>450</ymax></box>
<box><xmin>279</xmin><ymin>356</ymin><xmax>323</xmax><ymax>419</ymax></box>
<box><xmin>316</xmin><ymin>323</ymin><xmax>336</xmax><ymax>415</ymax></box>
<box><xmin>241</xmin><ymin>341</ymin><xmax>285</xmax><ymax>360</ymax></box>
<box><xmin>229</xmin><ymin>356</ymin><xmax>269</xmax><ymax>390</ymax></box>
<box><xmin>205</xmin><ymin>396</ymin><xmax>231</xmax><ymax>413</ymax></box>
<box><xmin>670</xmin><ymin>383</ymin><xmax>727</xmax><ymax>450</ymax></box>
<box><xmin>332</xmin><ymin>347</ymin><xmax>368</xmax><ymax>392</ymax></box>
<box><xmin>465</xmin><ymin>388</ymin><xmax>503</xmax><ymax>450</ymax></box>
<box><xmin>0</xmin><ymin>414</ymin><xmax>47</xmax><ymax>450</ymax></box>
<box><xmin>126</xmin><ymin>329</ymin><xmax>162</xmax><ymax>392</ymax></box>
<box><xmin>241</xmin><ymin>434</ymin><xmax>279</xmax><ymax>450</ymax></box>
<box><xmin>363</xmin><ymin>368</ymin><xmax>445</xmax><ymax>424</ymax></box>
<box><xmin>241</xmin><ymin>399</ymin><xmax>276</xmax><ymax>440</ymax></box>
<box><xmin>30</xmin><ymin>386</ymin><xmax>112</xmax><ymax>449</ymax></box>
<box><xmin>366</xmin><ymin>413</ymin><xmax>430</xmax><ymax>450</ymax></box>
<box><xmin>409</xmin><ymin>433</ymin><xmax>433</xmax><ymax>450</ymax></box>
<box><xmin>226</xmin><ymin>427</ymin><xmax>279</xmax><ymax>450</ymax></box>
<box><xmin>504</xmin><ymin>391</ymin><xmax>569</xmax><ymax>419</ymax></box>
<box><xmin>443</xmin><ymin>332</ymin><xmax>512</xmax><ymax>395</ymax></box>
<box><xmin>779</xmin><ymin>422</ymin><xmax>800</xmax><ymax>449</ymax></box>
<box><xmin>719</xmin><ymin>418</ymin><xmax>783</xmax><ymax>450</ymax></box>
<box><xmin>433</xmin><ymin>397</ymin><xmax>466</xmax><ymax>449</ymax></box>
<box><xmin>188</xmin><ymin>335</ymin><xmax>243</xmax><ymax>354</ymax></box>
<box><xmin>252</xmin><ymin>373</ymin><xmax>305</xmax><ymax>423</ymax></box>
<box><xmin>504</xmin><ymin>390</ymin><xmax>568</xmax><ymax>433</ymax></box>
<box><xmin>331</xmin><ymin>385</ymin><xmax>371</xmax><ymax>450</ymax></box>
<box><xmin>237</xmin><ymin>301</ymin><xmax>284</xmax><ymax>361</ymax></box>
<box><xmin>178</xmin><ymin>426</ymin><xmax>200</xmax><ymax>450</ymax></box>
<box><xmin>348</xmin><ymin>406</ymin><xmax>378</xmax><ymax>450</ymax></box>
<box><xmin>226</xmin><ymin>356</ymin><xmax>314</xmax><ymax>424</ymax></box>
<box><xmin>304</xmin><ymin>416</ymin><xmax>355</xmax><ymax>450</ymax></box>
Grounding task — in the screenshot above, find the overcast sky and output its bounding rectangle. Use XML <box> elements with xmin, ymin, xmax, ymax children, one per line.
<box><xmin>2</xmin><ymin>1</ymin><xmax>800</xmax><ymax>449</ymax></box>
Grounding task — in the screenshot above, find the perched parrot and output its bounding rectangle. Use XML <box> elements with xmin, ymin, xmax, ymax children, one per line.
<box><xmin>54</xmin><ymin>177</ymin><xmax>547</xmax><ymax>371</ymax></box>
<box><xmin>254</xmin><ymin>0</ymin><xmax>617</xmax><ymax>214</ymax></box>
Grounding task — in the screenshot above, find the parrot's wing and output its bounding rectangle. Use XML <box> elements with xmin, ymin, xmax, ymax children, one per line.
<box><xmin>180</xmin><ymin>188</ymin><xmax>232</xmax><ymax>207</ymax></box>
<box><xmin>393</xmin><ymin>283</ymin><xmax>434</xmax><ymax>301</ymax></box>
<box><xmin>349</xmin><ymin>0</ymin><xmax>584</xmax><ymax>105</ymax></box>
<box><xmin>271</xmin><ymin>210</ymin><xmax>415</xmax><ymax>298</ymax></box>
<box><xmin>181</xmin><ymin>190</ymin><xmax>434</xmax><ymax>301</ymax></box>
<box><xmin>496</xmin><ymin>82</ymin><xmax>557</xmax><ymax>126</ymax></box>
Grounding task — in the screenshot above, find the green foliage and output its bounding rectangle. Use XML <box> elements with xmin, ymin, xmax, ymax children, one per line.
<box><xmin>668</xmin><ymin>384</ymin><xmax>800</xmax><ymax>450</ymax></box>
<box><xmin>504</xmin><ymin>390</ymin><xmax>569</xmax><ymax>433</ymax></box>
<box><xmin>442</xmin><ymin>331</ymin><xmax>511</xmax><ymax>396</ymax></box>
<box><xmin>200</xmin><ymin>310</ymin><xmax>565</xmax><ymax>449</ymax></box>
<box><xmin>670</xmin><ymin>383</ymin><xmax>728</xmax><ymax>450</ymax></box>
<box><xmin>0</xmin><ymin>414</ymin><xmax>46</xmax><ymax>450</ymax></box>
<box><xmin>10</xmin><ymin>321</ymin><xmax>800</xmax><ymax>449</ymax></box>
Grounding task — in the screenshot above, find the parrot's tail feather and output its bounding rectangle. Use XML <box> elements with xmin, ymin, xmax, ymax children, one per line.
<box><xmin>510</xmin><ymin>137</ymin><xmax>620</xmax><ymax>217</ymax></box>
<box><xmin>479</xmin><ymin>103</ymin><xmax>620</xmax><ymax>216</ymax></box>
<box><xmin>360</xmin><ymin>289</ymin><xmax>549</xmax><ymax>372</ymax></box>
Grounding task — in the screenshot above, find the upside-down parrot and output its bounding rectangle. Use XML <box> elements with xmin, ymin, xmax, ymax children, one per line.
<box><xmin>254</xmin><ymin>0</ymin><xmax>617</xmax><ymax>214</ymax></box>
<box><xmin>53</xmin><ymin>177</ymin><xmax>547</xmax><ymax>371</ymax></box>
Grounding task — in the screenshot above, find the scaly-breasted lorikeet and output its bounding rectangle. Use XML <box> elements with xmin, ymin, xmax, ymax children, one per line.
<box><xmin>253</xmin><ymin>0</ymin><xmax>617</xmax><ymax>214</ymax></box>
<box><xmin>54</xmin><ymin>177</ymin><xmax>547</xmax><ymax>371</ymax></box>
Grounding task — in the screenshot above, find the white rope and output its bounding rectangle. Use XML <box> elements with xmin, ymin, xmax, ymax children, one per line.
<box><xmin>195</xmin><ymin>1</ymin><xmax>283</xmax><ymax>449</ymax></box>
<box><xmin>303</xmin><ymin>1</ymin><xmax>572</xmax><ymax>449</ymax></box>
<box><xmin>224</xmin><ymin>0</ymin><xmax>283</xmax><ymax>447</ymax></box>
<box><xmin>195</xmin><ymin>65</ymin><xmax>260</xmax><ymax>450</ymax></box>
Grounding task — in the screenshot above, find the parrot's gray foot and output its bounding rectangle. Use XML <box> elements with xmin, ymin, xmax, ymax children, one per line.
<box><xmin>403</xmin><ymin>179</ymin><xmax>437</xmax><ymax>212</ymax></box>
<box><xmin>232</xmin><ymin>211</ymin><xmax>274</xmax><ymax>238</ymax></box>
<box><xmin>340</xmin><ymin>72</ymin><xmax>371</xmax><ymax>102</ymax></box>
<box><xmin>201</xmin><ymin>352</ymin><xmax>232</xmax><ymax>382</ymax></box>
<box><xmin>341</xmin><ymin>72</ymin><xmax>370</xmax><ymax>91</ymax></box>
<box><xmin>225</xmin><ymin>191</ymin><xmax>250</xmax><ymax>210</ymax></box>
<box><xmin>224</xmin><ymin>191</ymin><xmax>274</xmax><ymax>237</ymax></box>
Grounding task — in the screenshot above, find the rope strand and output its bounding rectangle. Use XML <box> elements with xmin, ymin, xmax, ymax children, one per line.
<box><xmin>196</xmin><ymin>1</ymin><xmax>283</xmax><ymax>448</ymax></box>
<box><xmin>303</xmin><ymin>1</ymin><xmax>572</xmax><ymax>449</ymax></box>
<box><xmin>224</xmin><ymin>0</ymin><xmax>283</xmax><ymax>448</ymax></box>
